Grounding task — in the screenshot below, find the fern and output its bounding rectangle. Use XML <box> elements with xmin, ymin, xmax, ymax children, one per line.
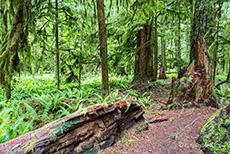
<box><xmin>24</xmin><ymin>103</ymin><xmax>38</xmax><ymax>120</ymax></box>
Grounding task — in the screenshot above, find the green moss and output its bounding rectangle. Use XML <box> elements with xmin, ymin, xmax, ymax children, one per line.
<box><xmin>225</xmin><ymin>118</ymin><xmax>230</xmax><ymax>126</ymax></box>
<box><xmin>199</xmin><ymin>108</ymin><xmax>230</xmax><ymax>153</ymax></box>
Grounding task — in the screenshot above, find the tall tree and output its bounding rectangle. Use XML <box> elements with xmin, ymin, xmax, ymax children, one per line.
<box><xmin>153</xmin><ymin>4</ymin><xmax>159</xmax><ymax>82</ymax></box>
<box><xmin>212</xmin><ymin>2</ymin><xmax>223</xmax><ymax>80</ymax></box>
<box><xmin>0</xmin><ymin>0</ymin><xmax>31</xmax><ymax>100</ymax></box>
<box><xmin>134</xmin><ymin>24</ymin><xmax>154</xmax><ymax>81</ymax></box>
<box><xmin>167</xmin><ymin>0</ymin><xmax>218</xmax><ymax>109</ymax></box>
<box><xmin>97</xmin><ymin>0</ymin><xmax>109</xmax><ymax>96</ymax></box>
<box><xmin>190</xmin><ymin>0</ymin><xmax>210</xmax><ymax>64</ymax></box>
<box><xmin>0</xmin><ymin>0</ymin><xmax>9</xmax><ymax>99</ymax></box>
<box><xmin>56</xmin><ymin>0</ymin><xmax>60</xmax><ymax>90</ymax></box>
<box><xmin>159</xmin><ymin>29</ymin><xmax>167</xmax><ymax>79</ymax></box>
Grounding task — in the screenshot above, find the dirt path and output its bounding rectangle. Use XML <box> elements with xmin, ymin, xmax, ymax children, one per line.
<box><xmin>99</xmin><ymin>81</ymin><xmax>220</xmax><ymax>154</ymax></box>
<box><xmin>100</xmin><ymin>107</ymin><xmax>217</xmax><ymax>154</ymax></box>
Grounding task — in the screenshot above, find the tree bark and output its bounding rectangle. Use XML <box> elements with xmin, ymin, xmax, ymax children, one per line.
<box><xmin>190</xmin><ymin>0</ymin><xmax>211</xmax><ymax>65</ymax></box>
<box><xmin>56</xmin><ymin>0</ymin><xmax>60</xmax><ymax>90</ymax></box>
<box><xmin>0</xmin><ymin>101</ymin><xmax>147</xmax><ymax>153</ymax></box>
<box><xmin>153</xmin><ymin>16</ymin><xmax>158</xmax><ymax>81</ymax></box>
<box><xmin>167</xmin><ymin>36</ymin><xmax>218</xmax><ymax>109</ymax></box>
<box><xmin>213</xmin><ymin>3</ymin><xmax>222</xmax><ymax>80</ymax></box>
<box><xmin>176</xmin><ymin>15</ymin><xmax>181</xmax><ymax>69</ymax></box>
<box><xmin>1</xmin><ymin>0</ymin><xmax>11</xmax><ymax>100</ymax></box>
<box><xmin>134</xmin><ymin>24</ymin><xmax>153</xmax><ymax>81</ymax></box>
<box><xmin>0</xmin><ymin>0</ymin><xmax>31</xmax><ymax>100</ymax></box>
<box><xmin>227</xmin><ymin>51</ymin><xmax>230</xmax><ymax>82</ymax></box>
<box><xmin>159</xmin><ymin>31</ymin><xmax>167</xmax><ymax>79</ymax></box>
<box><xmin>97</xmin><ymin>0</ymin><xmax>109</xmax><ymax>96</ymax></box>
<box><xmin>167</xmin><ymin>0</ymin><xmax>218</xmax><ymax>109</ymax></box>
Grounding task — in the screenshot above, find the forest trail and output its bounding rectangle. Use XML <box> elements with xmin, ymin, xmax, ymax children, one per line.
<box><xmin>100</xmin><ymin>82</ymin><xmax>218</xmax><ymax>154</ymax></box>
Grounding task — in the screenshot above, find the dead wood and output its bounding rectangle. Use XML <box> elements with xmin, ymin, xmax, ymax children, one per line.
<box><xmin>0</xmin><ymin>100</ymin><xmax>147</xmax><ymax>154</ymax></box>
<box><xmin>167</xmin><ymin>36</ymin><xmax>219</xmax><ymax>109</ymax></box>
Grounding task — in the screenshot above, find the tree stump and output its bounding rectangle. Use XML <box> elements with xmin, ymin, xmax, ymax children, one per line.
<box><xmin>167</xmin><ymin>36</ymin><xmax>219</xmax><ymax>109</ymax></box>
<box><xmin>0</xmin><ymin>100</ymin><xmax>147</xmax><ymax>154</ymax></box>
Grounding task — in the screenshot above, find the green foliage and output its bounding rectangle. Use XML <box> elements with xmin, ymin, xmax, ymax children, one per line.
<box><xmin>215</xmin><ymin>75</ymin><xmax>227</xmax><ymax>81</ymax></box>
<box><xmin>155</xmin><ymin>80</ymin><xmax>171</xmax><ymax>85</ymax></box>
<box><xmin>166</xmin><ymin>73</ymin><xmax>177</xmax><ymax>78</ymax></box>
<box><xmin>0</xmin><ymin>0</ymin><xmax>230</xmax><ymax>148</ymax></box>
<box><xmin>215</xmin><ymin>84</ymin><xmax>230</xmax><ymax>105</ymax></box>
<box><xmin>0</xmin><ymin>74</ymin><xmax>148</xmax><ymax>143</ymax></box>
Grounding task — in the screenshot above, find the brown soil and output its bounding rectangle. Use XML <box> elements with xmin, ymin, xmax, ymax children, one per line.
<box><xmin>100</xmin><ymin>80</ymin><xmax>218</xmax><ymax>154</ymax></box>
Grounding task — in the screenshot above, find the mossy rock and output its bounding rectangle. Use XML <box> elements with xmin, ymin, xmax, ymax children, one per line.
<box><xmin>197</xmin><ymin>105</ymin><xmax>230</xmax><ymax>154</ymax></box>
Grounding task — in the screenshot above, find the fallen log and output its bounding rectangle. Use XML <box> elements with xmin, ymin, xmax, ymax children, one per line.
<box><xmin>0</xmin><ymin>100</ymin><xmax>147</xmax><ymax>154</ymax></box>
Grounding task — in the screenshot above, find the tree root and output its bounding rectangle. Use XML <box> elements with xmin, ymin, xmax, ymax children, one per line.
<box><xmin>169</xmin><ymin>118</ymin><xmax>199</xmax><ymax>142</ymax></box>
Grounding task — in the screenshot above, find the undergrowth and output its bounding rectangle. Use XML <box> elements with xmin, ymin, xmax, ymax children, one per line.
<box><xmin>1</xmin><ymin>72</ymin><xmax>228</xmax><ymax>143</ymax></box>
<box><xmin>0</xmin><ymin>74</ymin><xmax>162</xmax><ymax>143</ymax></box>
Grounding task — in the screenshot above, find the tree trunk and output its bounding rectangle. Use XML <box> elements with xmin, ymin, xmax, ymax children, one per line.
<box><xmin>227</xmin><ymin>52</ymin><xmax>230</xmax><ymax>82</ymax></box>
<box><xmin>0</xmin><ymin>101</ymin><xmax>147</xmax><ymax>153</ymax></box>
<box><xmin>1</xmin><ymin>0</ymin><xmax>11</xmax><ymax>100</ymax></box>
<box><xmin>153</xmin><ymin>16</ymin><xmax>158</xmax><ymax>81</ymax></box>
<box><xmin>176</xmin><ymin>15</ymin><xmax>181</xmax><ymax>69</ymax></box>
<box><xmin>159</xmin><ymin>31</ymin><xmax>167</xmax><ymax>79</ymax></box>
<box><xmin>167</xmin><ymin>36</ymin><xmax>218</xmax><ymax>109</ymax></box>
<box><xmin>0</xmin><ymin>0</ymin><xmax>31</xmax><ymax>100</ymax></box>
<box><xmin>167</xmin><ymin>0</ymin><xmax>218</xmax><ymax>109</ymax></box>
<box><xmin>56</xmin><ymin>0</ymin><xmax>60</xmax><ymax>90</ymax></box>
<box><xmin>213</xmin><ymin>3</ymin><xmax>222</xmax><ymax>80</ymax></box>
<box><xmin>97</xmin><ymin>0</ymin><xmax>109</xmax><ymax>96</ymax></box>
<box><xmin>134</xmin><ymin>24</ymin><xmax>153</xmax><ymax>81</ymax></box>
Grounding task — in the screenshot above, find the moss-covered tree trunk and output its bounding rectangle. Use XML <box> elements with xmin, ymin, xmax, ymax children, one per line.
<box><xmin>55</xmin><ymin>0</ymin><xmax>60</xmax><ymax>90</ymax></box>
<box><xmin>0</xmin><ymin>0</ymin><xmax>11</xmax><ymax>100</ymax></box>
<box><xmin>159</xmin><ymin>31</ymin><xmax>167</xmax><ymax>79</ymax></box>
<box><xmin>167</xmin><ymin>0</ymin><xmax>218</xmax><ymax>109</ymax></box>
<box><xmin>0</xmin><ymin>0</ymin><xmax>31</xmax><ymax>100</ymax></box>
<box><xmin>134</xmin><ymin>24</ymin><xmax>153</xmax><ymax>81</ymax></box>
<box><xmin>153</xmin><ymin>16</ymin><xmax>158</xmax><ymax>81</ymax></box>
<box><xmin>97</xmin><ymin>0</ymin><xmax>109</xmax><ymax>96</ymax></box>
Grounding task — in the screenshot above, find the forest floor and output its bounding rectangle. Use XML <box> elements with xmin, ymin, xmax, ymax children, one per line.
<box><xmin>100</xmin><ymin>79</ymin><xmax>219</xmax><ymax>154</ymax></box>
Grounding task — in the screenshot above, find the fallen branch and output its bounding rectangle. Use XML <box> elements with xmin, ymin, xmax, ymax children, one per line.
<box><xmin>215</xmin><ymin>80</ymin><xmax>228</xmax><ymax>88</ymax></box>
<box><xmin>170</xmin><ymin>117</ymin><xmax>199</xmax><ymax>141</ymax></box>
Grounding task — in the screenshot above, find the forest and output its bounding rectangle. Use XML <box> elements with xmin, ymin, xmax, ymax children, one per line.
<box><xmin>0</xmin><ymin>0</ymin><xmax>230</xmax><ymax>153</ymax></box>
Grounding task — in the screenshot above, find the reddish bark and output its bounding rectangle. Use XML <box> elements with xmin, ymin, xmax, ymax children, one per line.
<box><xmin>0</xmin><ymin>101</ymin><xmax>147</xmax><ymax>153</ymax></box>
<box><xmin>167</xmin><ymin>36</ymin><xmax>218</xmax><ymax>109</ymax></box>
<box><xmin>134</xmin><ymin>25</ymin><xmax>153</xmax><ymax>81</ymax></box>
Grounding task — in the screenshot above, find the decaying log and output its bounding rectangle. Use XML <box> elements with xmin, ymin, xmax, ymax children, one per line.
<box><xmin>0</xmin><ymin>100</ymin><xmax>147</xmax><ymax>154</ymax></box>
<box><xmin>167</xmin><ymin>36</ymin><xmax>219</xmax><ymax>109</ymax></box>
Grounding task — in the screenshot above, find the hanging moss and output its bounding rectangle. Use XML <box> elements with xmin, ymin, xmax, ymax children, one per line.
<box><xmin>0</xmin><ymin>0</ymin><xmax>31</xmax><ymax>99</ymax></box>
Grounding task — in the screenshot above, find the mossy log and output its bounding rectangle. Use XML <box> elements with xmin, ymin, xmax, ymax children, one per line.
<box><xmin>197</xmin><ymin>104</ymin><xmax>230</xmax><ymax>153</ymax></box>
<box><xmin>167</xmin><ymin>36</ymin><xmax>218</xmax><ymax>109</ymax></box>
<box><xmin>0</xmin><ymin>101</ymin><xmax>147</xmax><ymax>154</ymax></box>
